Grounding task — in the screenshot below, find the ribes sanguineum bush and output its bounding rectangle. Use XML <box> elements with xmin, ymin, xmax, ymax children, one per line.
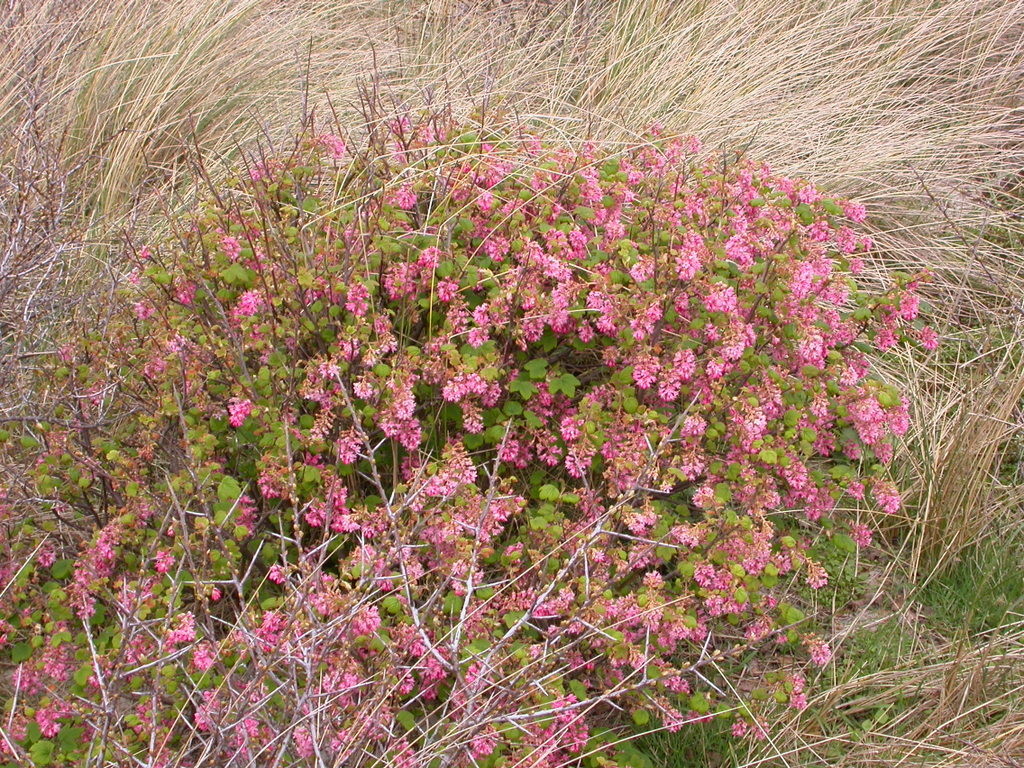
<box><xmin>0</xmin><ymin>110</ymin><xmax>931</xmax><ymax>767</ymax></box>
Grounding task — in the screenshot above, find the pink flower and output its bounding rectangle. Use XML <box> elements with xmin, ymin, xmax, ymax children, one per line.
<box><xmin>154</xmin><ymin>549</ymin><xmax>175</xmax><ymax>574</ymax></box>
<box><xmin>221</xmin><ymin>235</ymin><xmax>242</xmax><ymax>260</ymax></box>
<box><xmin>36</xmin><ymin>544</ymin><xmax>56</xmax><ymax>568</ymax></box>
<box><xmin>704</xmin><ymin>284</ymin><xmax>739</xmax><ymax>314</ymax></box>
<box><xmin>437</xmin><ymin>278</ymin><xmax>459</xmax><ymax>302</ymax></box>
<box><xmin>167</xmin><ymin>612</ymin><xmax>196</xmax><ymax>647</ymax></box>
<box><xmin>267</xmin><ymin>564</ymin><xmax>286</xmax><ymax>584</ymax></box>
<box><xmin>175</xmin><ymin>282</ymin><xmax>196</xmax><ymax>306</ymax></box>
<box><xmin>918</xmin><ymin>325</ymin><xmax>939</xmax><ymax>351</ymax></box>
<box><xmin>806</xmin><ymin>560</ymin><xmax>829</xmax><ymax>589</ymax></box>
<box><xmin>345</xmin><ymin>283</ymin><xmax>370</xmax><ymax>316</ymax></box>
<box><xmin>807</xmin><ymin>637</ymin><xmax>833</xmax><ymax>666</ymax></box>
<box><xmin>872</xmin><ymin>480</ymin><xmax>901</xmax><ymax>514</ymax></box>
<box><xmin>851</xmin><ymin>523</ymin><xmax>873</xmax><ymax>547</ymax></box>
<box><xmin>632</xmin><ymin>355</ymin><xmax>661</xmax><ymax>389</ymax></box>
<box><xmin>192</xmin><ymin>642</ymin><xmax>217</xmax><ymax>671</ymax></box>
<box><xmin>391</xmin><ymin>184</ymin><xmax>417</xmax><ymax>210</ymax></box>
<box><xmin>36</xmin><ymin>707</ymin><xmax>62</xmax><ymax>738</ymax></box>
<box><xmin>351</xmin><ymin>605</ymin><xmax>381</xmax><ymax>637</ymax></box>
<box><xmin>898</xmin><ymin>293</ymin><xmax>920</xmax><ymax>321</ymax></box>
<box><xmin>319</xmin><ymin>133</ymin><xmax>347</xmax><ymax>159</ymax></box>
<box><xmin>232</xmin><ymin>289</ymin><xmax>264</xmax><ymax>319</ymax></box>
<box><xmin>228</xmin><ymin>398</ymin><xmax>254</xmax><ymax>428</ymax></box>
<box><xmin>835</xmin><ymin>226</ymin><xmax>859</xmax><ymax>254</ymax></box>
<box><xmin>843</xmin><ymin>202</ymin><xmax>867</xmax><ymax>224</ymax></box>
<box><xmin>255</xmin><ymin>611</ymin><xmax>288</xmax><ymax>652</ymax></box>
<box><xmin>418</xmin><ymin>246</ymin><xmax>442</xmax><ymax>271</ymax></box>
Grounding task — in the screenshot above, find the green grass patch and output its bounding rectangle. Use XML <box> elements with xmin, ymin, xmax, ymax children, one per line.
<box><xmin>916</xmin><ymin>525</ymin><xmax>1024</xmax><ymax>635</ymax></box>
<box><xmin>633</xmin><ymin>717</ymin><xmax>743</xmax><ymax>768</ymax></box>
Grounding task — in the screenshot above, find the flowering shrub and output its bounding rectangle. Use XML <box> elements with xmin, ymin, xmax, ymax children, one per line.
<box><xmin>0</xmin><ymin>111</ymin><xmax>931</xmax><ymax>767</ymax></box>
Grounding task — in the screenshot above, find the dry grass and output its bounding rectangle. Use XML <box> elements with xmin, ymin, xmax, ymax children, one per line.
<box><xmin>745</xmin><ymin>622</ymin><xmax>1024</xmax><ymax>767</ymax></box>
<box><xmin>404</xmin><ymin>1</ymin><xmax>1024</xmax><ymax>271</ymax></box>
<box><xmin>1</xmin><ymin>0</ymin><xmax>385</xmax><ymax>218</ymax></box>
<box><xmin>3</xmin><ymin>0</ymin><xmax>1024</xmax><ymax>765</ymax></box>
<box><xmin>886</xmin><ymin>323</ymin><xmax>1024</xmax><ymax>583</ymax></box>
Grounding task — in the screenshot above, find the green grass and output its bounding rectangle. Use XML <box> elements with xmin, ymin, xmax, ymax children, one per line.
<box><xmin>838</xmin><ymin>615</ymin><xmax>919</xmax><ymax>679</ymax></box>
<box><xmin>916</xmin><ymin>525</ymin><xmax>1024</xmax><ymax>636</ymax></box>
<box><xmin>634</xmin><ymin>717</ymin><xmax>743</xmax><ymax>768</ymax></box>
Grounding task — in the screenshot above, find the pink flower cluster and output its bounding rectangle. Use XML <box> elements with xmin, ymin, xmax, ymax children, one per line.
<box><xmin>227</xmin><ymin>397</ymin><xmax>253</xmax><ymax>427</ymax></box>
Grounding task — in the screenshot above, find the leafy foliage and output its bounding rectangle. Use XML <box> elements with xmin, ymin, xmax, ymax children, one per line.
<box><xmin>0</xmin><ymin>111</ymin><xmax>928</xmax><ymax>766</ymax></box>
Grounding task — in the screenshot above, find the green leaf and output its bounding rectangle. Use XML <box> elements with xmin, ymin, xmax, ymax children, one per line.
<box><xmin>782</xmin><ymin>604</ymin><xmax>806</xmax><ymax>625</ymax></box>
<box><xmin>220</xmin><ymin>263</ymin><xmax>253</xmax><ymax>287</ymax></box>
<box><xmin>538</xmin><ymin>484</ymin><xmax>560</xmax><ymax>501</ymax></box>
<box><xmin>631</xmin><ymin>709</ymin><xmax>650</xmax><ymax>726</ymax></box>
<box><xmin>833</xmin><ymin>533</ymin><xmax>857</xmax><ymax>554</ymax></box>
<box><xmin>301</xmin><ymin>465</ymin><xmax>321</xmax><ymax>485</ymax></box>
<box><xmin>29</xmin><ymin>740</ymin><xmax>55</xmax><ymax>766</ymax></box>
<box><xmin>73</xmin><ymin>664</ymin><xmax>92</xmax><ymax>687</ymax></box>
<box><xmin>618</xmin><ymin>746</ymin><xmax>654</xmax><ymax>768</ymax></box>
<box><xmin>877</xmin><ymin>390</ymin><xmax>898</xmax><ymax>408</ymax></box>
<box><xmin>550</xmin><ymin>373</ymin><xmax>580</xmax><ymax>398</ymax></box>
<box><xmin>714</xmin><ymin>483</ymin><xmax>733</xmax><ymax>504</ymax></box>
<box><xmin>688</xmin><ymin>692</ymin><xmax>710</xmax><ymax>714</ymax></box>
<box><xmin>503</xmin><ymin>400</ymin><xmax>523</xmax><ymax>416</ymax></box>
<box><xmin>396</xmin><ymin>710</ymin><xmax>416</xmax><ymax>732</ymax></box>
<box><xmin>509</xmin><ymin>378</ymin><xmax>538</xmax><ymax>400</ymax></box>
<box><xmin>50</xmin><ymin>559</ymin><xmax>73</xmax><ymax>580</ymax></box>
<box><xmin>569</xmin><ymin>679</ymin><xmax>588</xmax><ymax>701</ymax></box>
<box><xmin>217</xmin><ymin>476</ymin><xmax>241</xmax><ymax>503</ymax></box>
<box><xmin>758</xmin><ymin>449</ymin><xmax>778</xmax><ymax>465</ymax></box>
<box><xmin>442</xmin><ymin>592</ymin><xmax>464</xmax><ymax>614</ymax></box>
<box><xmin>524</xmin><ymin>359</ymin><xmax>548</xmax><ymax>380</ymax></box>
<box><xmin>11</xmin><ymin>643</ymin><xmax>32</xmax><ymax>663</ymax></box>
<box><xmin>830</xmin><ymin>464</ymin><xmax>854</xmax><ymax>480</ymax></box>
<box><xmin>57</xmin><ymin>726</ymin><xmax>84</xmax><ymax>752</ymax></box>
<box><xmin>523</xmin><ymin>410</ymin><xmax>544</xmax><ymax>429</ymax></box>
